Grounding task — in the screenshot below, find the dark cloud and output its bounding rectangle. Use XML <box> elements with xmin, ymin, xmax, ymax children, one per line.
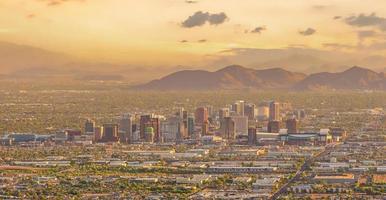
<box><xmin>181</xmin><ymin>11</ymin><xmax>228</xmax><ymax>28</ymax></box>
<box><xmin>26</xmin><ymin>14</ymin><xmax>36</xmax><ymax>19</ymax></box>
<box><xmin>334</xmin><ymin>16</ymin><xmax>342</xmax><ymax>20</ymax></box>
<box><xmin>312</xmin><ymin>5</ymin><xmax>333</xmax><ymax>10</ymax></box>
<box><xmin>207</xmin><ymin>13</ymin><xmax>228</xmax><ymax>25</ymax></box>
<box><xmin>358</xmin><ymin>30</ymin><xmax>377</xmax><ymax>40</ymax></box>
<box><xmin>368</xmin><ymin>41</ymin><xmax>386</xmax><ymax>50</ymax></box>
<box><xmin>47</xmin><ymin>1</ymin><xmax>61</xmax><ymax>6</ymax></box>
<box><xmin>39</xmin><ymin>0</ymin><xmax>86</xmax><ymax>6</ymax></box>
<box><xmin>250</xmin><ymin>26</ymin><xmax>266</xmax><ymax>34</ymax></box>
<box><xmin>181</xmin><ymin>11</ymin><xmax>210</xmax><ymax>27</ymax></box>
<box><xmin>323</xmin><ymin>43</ymin><xmax>356</xmax><ymax>49</ymax></box>
<box><xmin>345</xmin><ymin>13</ymin><xmax>386</xmax><ymax>31</ymax></box>
<box><xmin>299</xmin><ymin>28</ymin><xmax>316</xmax><ymax>36</ymax></box>
<box><xmin>185</xmin><ymin>0</ymin><xmax>198</xmax><ymax>3</ymax></box>
<box><xmin>179</xmin><ymin>39</ymin><xmax>207</xmax><ymax>43</ymax></box>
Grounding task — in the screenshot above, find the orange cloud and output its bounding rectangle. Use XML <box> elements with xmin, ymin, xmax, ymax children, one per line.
<box><xmin>38</xmin><ymin>0</ymin><xmax>86</xmax><ymax>6</ymax></box>
<box><xmin>26</xmin><ymin>14</ymin><xmax>36</xmax><ymax>19</ymax></box>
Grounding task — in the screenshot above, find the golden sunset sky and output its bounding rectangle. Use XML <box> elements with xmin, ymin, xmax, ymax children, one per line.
<box><xmin>1</xmin><ymin>0</ymin><xmax>386</xmax><ymax>80</ymax></box>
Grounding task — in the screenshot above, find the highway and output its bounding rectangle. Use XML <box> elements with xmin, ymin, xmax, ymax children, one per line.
<box><xmin>270</xmin><ymin>143</ymin><xmax>339</xmax><ymax>200</ymax></box>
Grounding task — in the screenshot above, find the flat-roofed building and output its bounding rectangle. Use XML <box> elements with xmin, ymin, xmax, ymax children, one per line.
<box><xmin>253</xmin><ymin>177</ymin><xmax>280</xmax><ymax>190</ymax></box>
<box><xmin>313</xmin><ymin>174</ymin><xmax>356</xmax><ymax>184</ymax></box>
<box><xmin>207</xmin><ymin>166</ymin><xmax>277</xmax><ymax>174</ymax></box>
<box><xmin>231</xmin><ymin>116</ymin><xmax>248</xmax><ymax>135</ymax></box>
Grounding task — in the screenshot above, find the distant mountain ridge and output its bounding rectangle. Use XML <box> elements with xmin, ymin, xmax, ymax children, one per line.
<box><xmin>294</xmin><ymin>66</ymin><xmax>386</xmax><ymax>90</ymax></box>
<box><xmin>134</xmin><ymin>65</ymin><xmax>386</xmax><ymax>91</ymax></box>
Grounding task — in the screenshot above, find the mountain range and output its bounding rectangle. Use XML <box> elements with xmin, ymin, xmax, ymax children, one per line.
<box><xmin>1</xmin><ymin>41</ymin><xmax>386</xmax><ymax>90</ymax></box>
<box><xmin>0</xmin><ymin>41</ymin><xmax>181</xmax><ymax>83</ymax></box>
<box><xmin>134</xmin><ymin>65</ymin><xmax>386</xmax><ymax>91</ymax></box>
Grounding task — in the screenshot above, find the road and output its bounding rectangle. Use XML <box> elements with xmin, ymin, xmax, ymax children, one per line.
<box><xmin>270</xmin><ymin>143</ymin><xmax>339</xmax><ymax>200</ymax></box>
<box><xmin>0</xmin><ymin>165</ymin><xmax>43</xmax><ymax>172</ymax></box>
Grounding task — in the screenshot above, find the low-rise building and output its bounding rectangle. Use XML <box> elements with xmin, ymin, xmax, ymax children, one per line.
<box><xmin>289</xmin><ymin>184</ymin><xmax>313</xmax><ymax>193</ymax></box>
<box><xmin>252</xmin><ymin>177</ymin><xmax>280</xmax><ymax>190</ymax></box>
<box><xmin>131</xmin><ymin>177</ymin><xmax>159</xmax><ymax>183</ymax></box>
<box><xmin>233</xmin><ymin>177</ymin><xmax>253</xmax><ymax>183</ymax></box>
<box><xmin>207</xmin><ymin>166</ymin><xmax>277</xmax><ymax>174</ymax></box>
<box><xmin>176</xmin><ymin>175</ymin><xmax>211</xmax><ymax>185</ymax></box>
<box><xmin>313</xmin><ymin>174</ymin><xmax>356</xmax><ymax>184</ymax></box>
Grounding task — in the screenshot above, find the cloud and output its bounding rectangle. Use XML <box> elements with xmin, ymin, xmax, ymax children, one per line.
<box><xmin>26</xmin><ymin>14</ymin><xmax>36</xmax><ymax>19</ymax></box>
<box><xmin>179</xmin><ymin>39</ymin><xmax>207</xmax><ymax>43</ymax></box>
<box><xmin>368</xmin><ymin>41</ymin><xmax>386</xmax><ymax>50</ymax></box>
<box><xmin>323</xmin><ymin>31</ymin><xmax>386</xmax><ymax>50</ymax></box>
<box><xmin>207</xmin><ymin>13</ymin><xmax>228</xmax><ymax>25</ymax></box>
<box><xmin>47</xmin><ymin>1</ymin><xmax>62</xmax><ymax>6</ymax></box>
<box><xmin>323</xmin><ymin>43</ymin><xmax>356</xmax><ymax>49</ymax></box>
<box><xmin>312</xmin><ymin>5</ymin><xmax>333</xmax><ymax>11</ymax></box>
<box><xmin>334</xmin><ymin>16</ymin><xmax>342</xmax><ymax>20</ymax></box>
<box><xmin>185</xmin><ymin>0</ymin><xmax>198</xmax><ymax>3</ymax></box>
<box><xmin>181</xmin><ymin>11</ymin><xmax>209</xmax><ymax>27</ymax></box>
<box><xmin>39</xmin><ymin>0</ymin><xmax>86</xmax><ymax>6</ymax></box>
<box><xmin>250</xmin><ymin>26</ymin><xmax>266</xmax><ymax>34</ymax></box>
<box><xmin>357</xmin><ymin>30</ymin><xmax>377</xmax><ymax>40</ymax></box>
<box><xmin>287</xmin><ymin>44</ymin><xmax>309</xmax><ymax>48</ymax></box>
<box><xmin>299</xmin><ymin>28</ymin><xmax>316</xmax><ymax>36</ymax></box>
<box><xmin>345</xmin><ymin>13</ymin><xmax>386</xmax><ymax>31</ymax></box>
<box><xmin>181</xmin><ymin>11</ymin><xmax>228</xmax><ymax>28</ymax></box>
<box><xmin>206</xmin><ymin>47</ymin><xmax>386</xmax><ymax>74</ymax></box>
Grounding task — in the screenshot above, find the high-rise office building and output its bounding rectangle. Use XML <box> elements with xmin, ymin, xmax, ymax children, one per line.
<box><xmin>119</xmin><ymin>114</ymin><xmax>133</xmax><ymax>143</ymax></box>
<box><xmin>176</xmin><ymin>119</ymin><xmax>185</xmax><ymax>143</ymax></box>
<box><xmin>231</xmin><ymin>115</ymin><xmax>249</xmax><ymax>135</ymax></box>
<box><xmin>94</xmin><ymin>126</ymin><xmax>103</xmax><ymax>142</ymax></box>
<box><xmin>144</xmin><ymin>127</ymin><xmax>155</xmax><ymax>143</ymax></box>
<box><xmin>187</xmin><ymin>116</ymin><xmax>195</xmax><ymax>137</ymax></box>
<box><xmin>101</xmin><ymin>124</ymin><xmax>119</xmax><ymax>142</ymax></box>
<box><xmin>220</xmin><ymin>117</ymin><xmax>235</xmax><ymax>140</ymax></box>
<box><xmin>269</xmin><ymin>101</ymin><xmax>280</xmax><ymax>121</ymax></box>
<box><xmin>176</xmin><ymin>107</ymin><xmax>185</xmax><ymax>119</ymax></box>
<box><xmin>219</xmin><ymin>108</ymin><xmax>230</xmax><ymax>120</ymax></box>
<box><xmin>84</xmin><ymin>119</ymin><xmax>95</xmax><ymax>135</ymax></box>
<box><xmin>182</xmin><ymin>110</ymin><xmax>188</xmax><ymax>137</ymax></box>
<box><xmin>207</xmin><ymin>105</ymin><xmax>214</xmax><ymax>118</ymax></box>
<box><xmin>65</xmin><ymin>129</ymin><xmax>81</xmax><ymax>141</ymax></box>
<box><xmin>294</xmin><ymin>109</ymin><xmax>306</xmax><ymax>119</ymax></box>
<box><xmin>248</xmin><ymin>127</ymin><xmax>257</xmax><ymax>145</ymax></box>
<box><xmin>244</xmin><ymin>104</ymin><xmax>256</xmax><ymax>120</ymax></box>
<box><xmin>195</xmin><ymin>107</ymin><xmax>208</xmax><ymax>125</ymax></box>
<box><xmin>163</xmin><ymin>116</ymin><xmax>185</xmax><ymax>142</ymax></box>
<box><xmin>233</xmin><ymin>100</ymin><xmax>245</xmax><ymax>116</ymax></box>
<box><xmin>132</xmin><ymin>124</ymin><xmax>138</xmax><ymax>133</ymax></box>
<box><xmin>286</xmin><ymin>118</ymin><xmax>298</xmax><ymax>134</ymax></box>
<box><xmin>267</xmin><ymin>121</ymin><xmax>280</xmax><ymax>133</ymax></box>
<box><xmin>257</xmin><ymin>106</ymin><xmax>269</xmax><ymax>120</ymax></box>
<box><xmin>140</xmin><ymin>115</ymin><xmax>161</xmax><ymax>143</ymax></box>
<box><xmin>280</xmin><ymin>102</ymin><xmax>293</xmax><ymax>111</ymax></box>
<box><xmin>182</xmin><ymin>110</ymin><xmax>188</xmax><ymax>120</ymax></box>
<box><xmin>201</xmin><ymin>120</ymin><xmax>209</xmax><ymax>136</ymax></box>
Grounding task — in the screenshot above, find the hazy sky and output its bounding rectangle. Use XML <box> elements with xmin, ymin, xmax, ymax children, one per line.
<box><xmin>1</xmin><ymin>0</ymin><xmax>386</xmax><ymax>76</ymax></box>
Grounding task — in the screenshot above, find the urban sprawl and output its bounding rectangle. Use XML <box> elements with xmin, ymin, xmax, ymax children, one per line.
<box><xmin>1</xmin><ymin>100</ymin><xmax>385</xmax><ymax>199</ymax></box>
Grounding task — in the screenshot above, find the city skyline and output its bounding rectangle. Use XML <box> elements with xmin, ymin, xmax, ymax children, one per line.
<box><xmin>0</xmin><ymin>86</ymin><xmax>384</xmax><ymax>199</ymax></box>
<box><xmin>0</xmin><ymin>1</ymin><xmax>385</xmax><ymax>199</ymax></box>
